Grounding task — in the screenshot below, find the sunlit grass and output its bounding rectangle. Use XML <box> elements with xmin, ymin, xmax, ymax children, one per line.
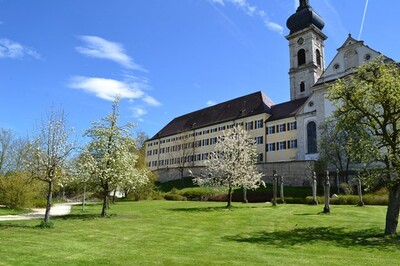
<box><xmin>0</xmin><ymin>201</ymin><xmax>399</xmax><ymax>265</ymax></box>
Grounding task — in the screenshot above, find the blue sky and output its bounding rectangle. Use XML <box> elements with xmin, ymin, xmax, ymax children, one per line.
<box><xmin>1</xmin><ymin>0</ymin><xmax>399</xmax><ymax>140</ymax></box>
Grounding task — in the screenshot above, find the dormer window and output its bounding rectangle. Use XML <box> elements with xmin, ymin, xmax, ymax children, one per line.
<box><xmin>297</xmin><ymin>49</ymin><xmax>306</xmax><ymax>66</ymax></box>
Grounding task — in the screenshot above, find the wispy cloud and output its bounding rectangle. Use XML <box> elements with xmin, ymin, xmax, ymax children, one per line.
<box><xmin>69</xmin><ymin>76</ymin><xmax>144</xmax><ymax>101</ymax></box>
<box><xmin>206</xmin><ymin>100</ymin><xmax>216</xmax><ymax>106</ymax></box>
<box><xmin>131</xmin><ymin>107</ymin><xmax>147</xmax><ymax>118</ymax></box>
<box><xmin>0</xmin><ymin>38</ymin><xmax>41</xmax><ymax>59</ymax></box>
<box><xmin>76</xmin><ymin>35</ymin><xmax>146</xmax><ymax>71</ymax></box>
<box><xmin>143</xmin><ymin>95</ymin><xmax>161</xmax><ymax>107</ymax></box>
<box><xmin>210</xmin><ymin>0</ymin><xmax>283</xmax><ymax>34</ymax></box>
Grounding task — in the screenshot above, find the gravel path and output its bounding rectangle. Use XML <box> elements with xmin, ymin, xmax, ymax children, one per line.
<box><xmin>0</xmin><ymin>202</ymin><xmax>81</xmax><ymax>221</ymax></box>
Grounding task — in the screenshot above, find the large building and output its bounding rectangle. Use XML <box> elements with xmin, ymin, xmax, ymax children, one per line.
<box><xmin>145</xmin><ymin>0</ymin><xmax>394</xmax><ymax>185</ymax></box>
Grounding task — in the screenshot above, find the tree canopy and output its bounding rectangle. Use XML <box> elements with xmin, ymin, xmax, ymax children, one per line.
<box><xmin>194</xmin><ymin>126</ymin><xmax>264</xmax><ymax>207</ymax></box>
<box><xmin>328</xmin><ymin>58</ymin><xmax>400</xmax><ymax>235</ymax></box>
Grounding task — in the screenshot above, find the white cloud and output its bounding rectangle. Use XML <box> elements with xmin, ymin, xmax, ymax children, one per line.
<box><xmin>206</xmin><ymin>100</ymin><xmax>216</xmax><ymax>106</ymax></box>
<box><xmin>131</xmin><ymin>107</ymin><xmax>147</xmax><ymax>118</ymax></box>
<box><xmin>143</xmin><ymin>95</ymin><xmax>161</xmax><ymax>106</ymax></box>
<box><xmin>69</xmin><ymin>76</ymin><xmax>144</xmax><ymax>101</ymax></box>
<box><xmin>76</xmin><ymin>35</ymin><xmax>146</xmax><ymax>71</ymax></box>
<box><xmin>265</xmin><ymin>21</ymin><xmax>284</xmax><ymax>34</ymax></box>
<box><xmin>211</xmin><ymin>0</ymin><xmax>283</xmax><ymax>34</ymax></box>
<box><xmin>0</xmin><ymin>38</ymin><xmax>40</xmax><ymax>59</ymax></box>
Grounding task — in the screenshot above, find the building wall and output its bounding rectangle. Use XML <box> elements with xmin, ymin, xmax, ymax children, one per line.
<box><xmin>265</xmin><ymin>117</ymin><xmax>298</xmax><ymax>162</ymax></box>
<box><xmin>155</xmin><ymin>160</ymin><xmax>315</xmax><ymax>187</ymax></box>
<box><xmin>145</xmin><ymin>113</ymin><xmax>270</xmax><ymax>171</ymax></box>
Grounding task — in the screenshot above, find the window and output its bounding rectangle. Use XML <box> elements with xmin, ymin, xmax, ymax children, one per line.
<box><xmin>255</xmin><ymin>119</ymin><xmax>263</xmax><ymax>129</ymax></box>
<box><xmin>289</xmin><ymin>121</ymin><xmax>297</xmax><ymax>131</ymax></box>
<box><xmin>257</xmin><ymin>153</ymin><xmax>264</xmax><ymax>162</ymax></box>
<box><xmin>255</xmin><ymin>136</ymin><xmax>263</xmax><ymax>145</ymax></box>
<box><xmin>277</xmin><ymin>123</ymin><xmax>286</xmax><ymax>133</ymax></box>
<box><xmin>202</xmin><ymin>153</ymin><xmax>208</xmax><ymax>160</ymax></box>
<box><xmin>147</xmin><ymin>150</ymin><xmax>152</xmax><ymax>156</ymax></box>
<box><xmin>218</xmin><ymin>126</ymin><xmax>226</xmax><ymax>131</ymax></box>
<box><xmin>277</xmin><ymin>141</ymin><xmax>287</xmax><ymax>151</ymax></box>
<box><xmin>267</xmin><ymin>143</ymin><xmax>276</xmax><ymax>152</ymax></box>
<box><xmin>316</xmin><ymin>49</ymin><xmax>321</xmax><ymax>67</ymax></box>
<box><xmin>245</xmin><ymin>121</ymin><xmax>254</xmax><ymax>130</ymax></box>
<box><xmin>298</xmin><ymin>49</ymin><xmax>306</xmax><ymax>66</ymax></box>
<box><xmin>202</xmin><ymin>139</ymin><xmax>209</xmax><ymax>146</ymax></box>
<box><xmin>195</xmin><ymin>154</ymin><xmax>201</xmax><ymax>161</ymax></box>
<box><xmin>289</xmin><ymin>139</ymin><xmax>298</xmax><ymax>149</ymax></box>
<box><xmin>211</xmin><ymin>128</ymin><xmax>218</xmax><ymax>133</ymax></box>
<box><xmin>211</xmin><ymin>137</ymin><xmax>217</xmax><ymax>145</ymax></box>
<box><xmin>300</xmin><ymin>81</ymin><xmax>305</xmax><ymax>93</ymax></box>
<box><xmin>195</xmin><ymin>140</ymin><xmax>202</xmax><ymax>148</ymax></box>
<box><xmin>203</xmin><ymin>129</ymin><xmax>209</xmax><ymax>135</ymax></box>
<box><xmin>160</xmin><ymin>148</ymin><xmax>165</xmax><ymax>154</ymax></box>
<box><xmin>226</xmin><ymin>124</ymin><xmax>234</xmax><ymax>129</ymax></box>
<box><xmin>307</xmin><ymin>121</ymin><xmax>317</xmax><ymax>154</ymax></box>
<box><xmin>267</xmin><ymin>126</ymin><xmax>275</xmax><ymax>135</ymax></box>
<box><xmin>153</xmin><ymin>149</ymin><xmax>158</xmax><ymax>155</ymax></box>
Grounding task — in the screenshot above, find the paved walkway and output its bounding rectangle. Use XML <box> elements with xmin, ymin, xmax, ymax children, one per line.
<box><xmin>0</xmin><ymin>202</ymin><xmax>81</xmax><ymax>221</ymax></box>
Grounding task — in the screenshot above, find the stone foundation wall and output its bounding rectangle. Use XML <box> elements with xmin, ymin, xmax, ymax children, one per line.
<box><xmin>154</xmin><ymin>160</ymin><xmax>315</xmax><ymax>187</ymax></box>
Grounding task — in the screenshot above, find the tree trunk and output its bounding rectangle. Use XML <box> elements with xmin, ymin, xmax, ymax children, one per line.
<box><xmin>44</xmin><ymin>181</ymin><xmax>53</xmax><ymax>224</ymax></box>
<box><xmin>272</xmin><ymin>175</ymin><xmax>277</xmax><ymax>206</ymax></box>
<box><xmin>357</xmin><ymin>178</ymin><xmax>364</xmax><ymax>207</ymax></box>
<box><xmin>280</xmin><ymin>176</ymin><xmax>285</xmax><ymax>204</ymax></box>
<box><xmin>323</xmin><ymin>171</ymin><xmax>330</xmax><ymax>214</ymax></box>
<box><xmin>112</xmin><ymin>189</ymin><xmax>117</xmax><ymax>204</ymax></box>
<box><xmin>243</xmin><ymin>187</ymin><xmax>248</xmax><ymax>203</ymax></box>
<box><xmin>101</xmin><ymin>192</ymin><xmax>109</xmax><ymax>217</ymax></box>
<box><xmin>226</xmin><ymin>186</ymin><xmax>233</xmax><ymax>208</ymax></box>
<box><xmin>384</xmin><ymin>184</ymin><xmax>400</xmax><ymax>235</ymax></box>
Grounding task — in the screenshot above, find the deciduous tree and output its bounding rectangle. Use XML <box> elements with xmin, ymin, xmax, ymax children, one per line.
<box><xmin>194</xmin><ymin>126</ymin><xmax>264</xmax><ymax>207</ymax></box>
<box><xmin>80</xmin><ymin>99</ymin><xmax>148</xmax><ymax>216</ymax></box>
<box><xmin>328</xmin><ymin>59</ymin><xmax>400</xmax><ymax>235</ymax></box>
<box><xmin>25</xmin><ymin>107</ymin><xmax>74</xmax><ymax>225</ymax></box>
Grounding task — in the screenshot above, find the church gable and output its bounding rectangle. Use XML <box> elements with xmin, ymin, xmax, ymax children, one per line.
<box><xmin>316</xmin><ymin>34</ymin><xmax>384</xmax><ymax>85</ymax></box>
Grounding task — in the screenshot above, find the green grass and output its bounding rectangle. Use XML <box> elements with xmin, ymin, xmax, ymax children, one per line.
<box><xmin>0</xmin><ymin>201</ymin><xmax>399</xmax><ymax>265</ymax></box>
<box><xmin>0</xmin><ymin>206</ymin><xmax>31</xmax><ymax>215</ymax></box>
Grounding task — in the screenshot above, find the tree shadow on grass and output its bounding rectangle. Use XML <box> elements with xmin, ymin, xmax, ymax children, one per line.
<box><xmin>167</xmin><ymin>206</ymin><xmax>236</xmax><ymax>213</ymax></box>
<box><xmin>0</xmin><ymin>223</ymin><xmax>35</xmax><ymax>229</ymax></box>
<box><xmin>224</xmin><ymin>227</ymin><xmax>400</xmax><ymax>251</ymax></box>
<box><xmin>53</xmin><ymin>213</ymin><xmax>100</xmax><ymax>221</ymax></box>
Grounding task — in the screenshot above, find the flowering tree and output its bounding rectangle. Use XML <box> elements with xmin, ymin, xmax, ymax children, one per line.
<box><xmin>194</xmin><ymin>126</ymin><xmax>264</xmax><ymax>207</ymax></box>
<box><xmin>26</xmin><ymin>108</ymin><xmax>74</xmax><ymax>225</ymax></box>
<box><xmin>80</xmin><ymin>99</ymin><xmax>148</xmax><ymax>216</ymax></box>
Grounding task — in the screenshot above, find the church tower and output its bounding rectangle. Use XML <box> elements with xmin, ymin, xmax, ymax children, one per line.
<box><xmin>286</xmin><ymin>0</ymin><xmax>327</xmax><ymax>100</ymax></box>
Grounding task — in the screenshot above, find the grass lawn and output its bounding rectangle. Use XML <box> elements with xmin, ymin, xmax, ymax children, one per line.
<box><xmin>0</xmin><ymin>207</ymin><xmax>31</xmax><ymax>215</ymax></box>
<box><xmin>0</xmin><ymin>201</ymin><xmax>399</xmax><ymax>265</ymax></box>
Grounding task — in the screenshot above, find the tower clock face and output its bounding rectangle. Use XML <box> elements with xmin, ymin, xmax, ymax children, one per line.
<box><xmin>297</xmin><ymin>38</ymin><xmax>304</xmax><ymax>45</ymax></box>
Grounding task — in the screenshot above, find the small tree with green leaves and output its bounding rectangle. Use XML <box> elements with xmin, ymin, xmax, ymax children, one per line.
<box><xmin>328</xmin><ymin>58</ymin><xmax>400</xmax><ymax>235</ymax></box>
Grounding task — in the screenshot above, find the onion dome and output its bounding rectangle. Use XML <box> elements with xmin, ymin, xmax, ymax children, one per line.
<box><xmin>286</xmin><ymin>0</ymin><xmax>325</xmax><ymax>34</ymax></box>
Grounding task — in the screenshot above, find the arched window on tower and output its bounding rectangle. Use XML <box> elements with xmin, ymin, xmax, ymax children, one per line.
<box><xmin>316</xmin><ymin>49</ymin><xmax>321</xmax><ymax>67</ymax></box>
<box><xmin>307</xmin><ymin>121</ymin><xmax>317</xmax><ymax>154</ymax></box>
<box><xmin>297</xmin><ymin>49</ymin><xmax>306</xmax><ymax>66</ymax></box>
<box><xmin>300</xmin><ymin>81</ymin><xmax>305</xmax><ymax>93</ymax></box>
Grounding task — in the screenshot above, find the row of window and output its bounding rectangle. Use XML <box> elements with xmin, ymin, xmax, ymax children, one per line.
<box><xmin>267</xmin><ymin>121</ymin><xmax>297</xmax><ymax>135</ymax></box>
<box><xmin>147</xmin><ymin>120</ymin><xmax>265</xmax><ymax>148</ymax></box>
<box><xmin>146</xmin><ymin>136</ymin><xmax>265</xmax><ymax>156</ymax></box>
<box><xmin>148</xmin><ymin>153</ymin><xmax>211</xmax><ymax>168</ymax></box>
<box><xmin>266</xmin><ymin>140</ymin><xmax>297</xmax><ymax>152</ymax></box>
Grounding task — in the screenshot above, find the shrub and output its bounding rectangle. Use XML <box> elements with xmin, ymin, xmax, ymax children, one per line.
<box><xmin>180</xmin><ymin>187</ymin><xmax>217</xmax><ymax>201</ymax></box>
<box><xmin>339</xmin><ymin>182</ymin><xmax>354</xmax><ymax>195</ymax></box>
<box><xmin>0</xmin><ymin>172</ymin><xmax>45</xmax><ymax>209</ymax></box>
<box><xmin>164</xmin><ymin>194</ymin><xmax>187</xmax><ymax>201</ymax></box>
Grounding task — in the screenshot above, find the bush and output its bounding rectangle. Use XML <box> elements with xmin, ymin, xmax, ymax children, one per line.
<box><xmin>180</xmin><ymin>187</ymin><xmax>217</xmax><ymax>201</ymax></box>
<box><xmin>339</xmin><ymin>182</ymin><xmax>354</xmax><ymax>195</ymax></box>
<box><xmin>0</xmin><ymin>172</ymin><xmax>45</xmax><ymax>209</ymax></box>
<box><xmin>164</xmin><ymin>194</ymin><xmax>187</xmax><ymax>201</ymax></box>
<box><xmin>305</xmin><ymin>194</ymin><xmax>388</xmax><ymax>206</ymax></box>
